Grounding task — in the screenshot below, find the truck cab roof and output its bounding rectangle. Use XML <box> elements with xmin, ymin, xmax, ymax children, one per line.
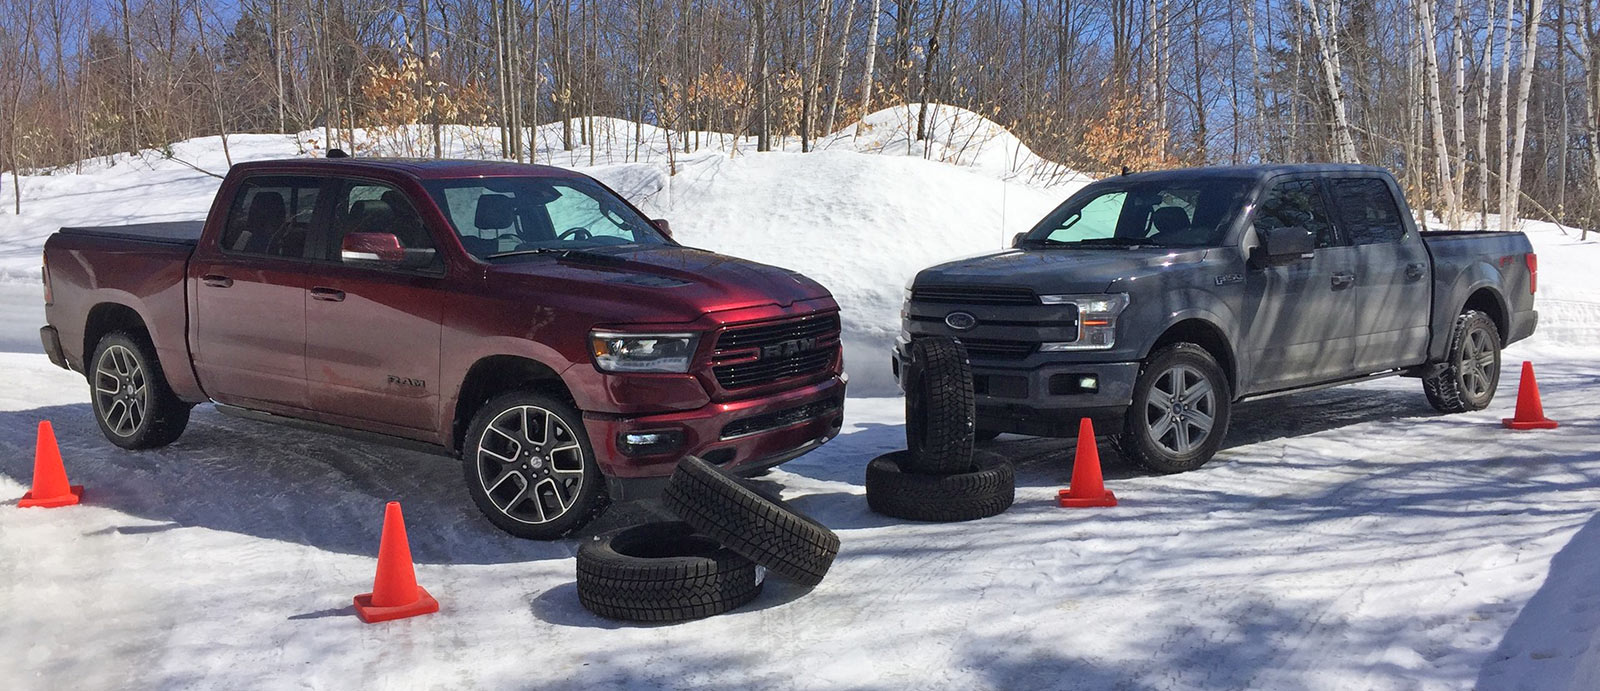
<box><xmin>228</xmin><ymin>157</ymin><xmax>578</xmax><ymax>180</ymax></box>
<box><xmin>1109</xmin><ymin>163</ymin><xmax>1395</xmax><ymax>185</ymax></box>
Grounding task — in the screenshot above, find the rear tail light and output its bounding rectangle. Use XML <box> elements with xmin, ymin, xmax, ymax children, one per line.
<box><xmin>1525</xmin><ymin>253</ymin><xmax>1537</xmax><ymax>294</ymax></box>
<box><xmin>41</xmin><ymin>253</ymin><xmax>51</xmax><ymax>304</ymax></box>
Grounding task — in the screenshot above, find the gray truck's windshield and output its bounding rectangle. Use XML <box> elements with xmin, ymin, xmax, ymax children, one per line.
<box><xmin>1022</xmin><ymin>178</ymin><xmax>1253</xmax><ymax>249</ymax></box>
<box><xmin>424</xmin><ymin>176</ymin><xmax>667</xmax><ymax>259</ymax></box>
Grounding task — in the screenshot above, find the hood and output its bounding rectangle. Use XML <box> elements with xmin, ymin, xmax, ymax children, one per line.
<box><xmin>915</xmin><ymin>247</ymin><xmax>1211</xmax><ymax>294</ymax></box>
<box><xmin>488</xmin><ymin>245</ymin><xmax>832</xmax><ymax>323</ymax></box>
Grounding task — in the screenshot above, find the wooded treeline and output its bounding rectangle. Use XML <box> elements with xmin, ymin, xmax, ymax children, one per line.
<box><xmin>1</xmin><ymin>0</ymin><xmax>1597</xmax><ymax>234</ymax></box>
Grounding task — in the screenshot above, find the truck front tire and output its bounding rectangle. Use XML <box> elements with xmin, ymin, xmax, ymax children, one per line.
<box><xmin>1422</xmin><ymin>309</ymin><xmax>1501</xmax><ymax>413</ymax></box>
<box><xmin>90</xmin><ymin>331</ymin><xmax>191</xmax><ymax>450</ymax></box>
<box><xmin>462</xmin><ymin>391</ymin><xmax>607</xmax><ymax>540</ymax></box>
<box><xmin>1118</xmin><ymin>343</ymin><xmax>1232</xmax><ymax>474</ymax></box>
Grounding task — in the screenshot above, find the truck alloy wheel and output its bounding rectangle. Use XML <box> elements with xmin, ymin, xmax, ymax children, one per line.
<box><xmin>576</xmin><ymin>521</ymin><xmax>763</xmax><ymax>623</ymax></box>
<box><xmin>1423</xmin><ymin>309</ymin><xmax>1501</xmax><ymax>413</ymax></box>
<box><xmin>1119</xmin><ymin>343</ymin><xmax>1231</xmax><ymax>474</ymax></box>
<box><xmin>463</xmin><ymin>392</ymin><xmax>605</xmax><ymax>539</ymax></box>
<box><xmin>864</xmin><ymin>450</ymin><xmax>1014</xmax><ymax>522</ymax></box>
<box><xmin>662</xmin><ymin>456</ymin><xmax>840</xmax><ymax>587</ymax></box>
<box><xmin>89</xmin><ymin>331</ymin><xmax>191</xmax><ymax>450</ymax></box>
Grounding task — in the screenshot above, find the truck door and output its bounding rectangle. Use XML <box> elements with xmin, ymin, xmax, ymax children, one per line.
<box><xmin>1329</xmin><ymin>176</ymin><xmax>1432</xmax><ymax>373</ymax></box>
<box><xmin>190</xmin><ymin>175</ymin><xmax>323</xmax><ymax>411</ymax></box>
<box><xmin>1239</xmin><ymin>176</ymin><xmax>1359</xmax><ymax>393</ymax></box>
<box><xmin>302</xmin><ymin>177</ymin><xmax>445</xmax><ymax>438</ymax></box>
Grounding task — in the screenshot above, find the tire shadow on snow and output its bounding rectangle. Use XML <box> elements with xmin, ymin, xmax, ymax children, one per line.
<box><xmin>0</xmin><ymin>403</ymin><xmax>616</xmax><ymax>565</ymax></box>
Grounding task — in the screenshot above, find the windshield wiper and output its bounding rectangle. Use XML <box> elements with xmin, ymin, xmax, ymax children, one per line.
<box><xmin>484</xmin><ymin>247</ymin><xmax>627</xmax><ymax>265</ymax></box>
<box><xmin>1073</xmin><ymin>237</ymin><xmax>1157</xmax><ymax>248</ymax></box>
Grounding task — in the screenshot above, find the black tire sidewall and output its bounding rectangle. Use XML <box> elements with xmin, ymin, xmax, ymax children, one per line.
<box><xmin>1454</xmin><ymin>312</ymin><xmax>1501</xmax><ymax>409</ymax></box>
<box><xmin>461</xmin><ymin>391</ymin><xmax>606</xmax><ymax>540</ymax></box>
<box><xmin>89</xmin><ymin>331</ymin><xmax>189</xmax><ymax>450</ymax></box>
<box><xmin>1122</xmin><ymin>344</ymin><xmax>1231</xmax><ymax>474</ymax></box>
<box><xmin>864</xmin><ymin>450</ymin><xmax>1015</xmax><ymax>522</ymax></box>
<box><xmin>576</xmin><ymin>521</ymin><xmax>763</xmax><ymax>623</ymax></box>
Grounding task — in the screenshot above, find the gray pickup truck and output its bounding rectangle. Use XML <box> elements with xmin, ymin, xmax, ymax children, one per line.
<box><xmin>895</xmin><ymin>164</ymin><xmax>1538</xmax><ymax>472</ymax></box>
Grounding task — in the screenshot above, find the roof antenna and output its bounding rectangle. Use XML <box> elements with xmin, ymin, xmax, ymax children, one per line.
<box><xmin>326</xmin><ymin>148</ymin><xmax>349</xmax><ymax>159</ymax></box>
<box><xmin>1121</xmin><ymin>164</ymin><xmax>1131</xmax><ymax>176</ymax></box>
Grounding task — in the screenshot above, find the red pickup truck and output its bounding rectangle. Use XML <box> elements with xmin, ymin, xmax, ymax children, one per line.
<box><xmin>40</xmin><ymin>157</ymin><xmax>846</xmax><ymax>538</ymax></box>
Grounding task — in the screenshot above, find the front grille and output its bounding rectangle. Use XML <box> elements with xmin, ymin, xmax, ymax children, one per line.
<box><xmin>958</xmin><ymin>338</ymin><xmax>1036</xmax><ymax>360</ymax></box>
<box><xmin>713</xmin><ymin>314</ymin><xmax>841</xmax><ymax>390</ymax></box>
<box><xmin>912</xmin><ymin>285</ymin><xmax>1038</xmax><ymax>305</ymax></box>
<box><xmin>720</xmin><ymin>398</ymin><xmax>842</xmax><ymax>439</ymax></box>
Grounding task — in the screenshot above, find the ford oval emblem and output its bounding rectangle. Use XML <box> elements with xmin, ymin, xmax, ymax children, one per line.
<box><xmin>944</xmin><ymin>311</ymin><xmax>978</xmax><ymax>330</ymax></box>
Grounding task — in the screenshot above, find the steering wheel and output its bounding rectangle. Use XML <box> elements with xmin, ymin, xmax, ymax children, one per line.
<box><xmin>557</xmin><ymin>227</ymin><xmax>593</xmax><ymax>241</ymax></box>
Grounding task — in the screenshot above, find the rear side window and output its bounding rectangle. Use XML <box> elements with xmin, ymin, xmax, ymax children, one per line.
<box><xmin>1330</xmin><ymin>178</ymin><xmax>1406</xmax><ymax>245</ymax></box>
<box><xmin>1254</xmin><ymin>179</ymin><xmax>1340</xmax><ymax>248</ymax></box>
<box><xmin>221</xmin><ymin>176</ymin><xmax>322</xmax><ymax>258</ymax></box>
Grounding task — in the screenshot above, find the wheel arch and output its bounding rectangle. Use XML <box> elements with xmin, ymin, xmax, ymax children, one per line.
<box><xmin>1147</xmin><ymin>317</ymin><xmax>1238</xmax><ymax>397</ymax></box>
<box><xmin>450</xmin><ymin>355</ymin><xmax>574</xmax><ymax>455</ymax></box>
<box><xmin>83</xmin><ymin>302</ymin><xmax>150</xmax><ymax>369</ymax></box>
<box><xmin>1462</xmin><ymin>287</ymin><xmax>1509</xmax><ymax>341</ymax></box>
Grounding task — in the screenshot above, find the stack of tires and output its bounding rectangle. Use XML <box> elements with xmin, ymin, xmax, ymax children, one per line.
<box><xmin>866</xmin><ymin>337</ymin><xmax>1016</xmax><ymax>522</ymax></box>
<box><xmin>575</xmin><ymin>456</ymin><xmax>840</xmax><ymax>623</ymax></box>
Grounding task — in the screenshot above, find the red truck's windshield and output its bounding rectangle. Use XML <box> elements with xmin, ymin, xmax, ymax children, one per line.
<box><xmin>424</xmin><ymin>176</ymin><xmax>668</xmax><ymax>259</ymax></box>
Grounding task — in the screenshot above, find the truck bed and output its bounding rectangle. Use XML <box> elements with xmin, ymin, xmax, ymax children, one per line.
<box><xmin>59</xmin><ymin>221</ymin><xmax>205</xmax><ymax>246</ymax></box>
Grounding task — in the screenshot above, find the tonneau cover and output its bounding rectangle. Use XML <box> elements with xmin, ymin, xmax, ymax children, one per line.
<box><xmin>58</xmin><ymin>221</ymin><xmax>204</xmax><ymax>246</ymax></box>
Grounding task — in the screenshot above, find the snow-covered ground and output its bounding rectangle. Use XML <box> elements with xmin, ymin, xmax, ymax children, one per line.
<box><xmin>2</xmin><ymin>112</ymin><xmax>1599</xmax><ymax>690</ymax></box>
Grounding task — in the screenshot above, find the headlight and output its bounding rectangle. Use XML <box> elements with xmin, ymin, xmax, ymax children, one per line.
<box><xmin>590</xmin><ymin>332</ymin><xmax>700</xmax><ymax>373</ymax></box>
<box><xmin>1037</xmin><ymin>293</ymin><xmax>1130</xmax><ymax>351</ymax></box>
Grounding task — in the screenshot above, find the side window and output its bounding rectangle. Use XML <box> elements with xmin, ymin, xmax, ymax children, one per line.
<box><xmin>327</xmin><ymin>180</ymin><xmax>437</xmax><ymax>260</ymax></box>
<box><xmin>1254</xmin><ymin>179</ymin><xmax>1340</xmax><ymax>249</ymax></box>
<box><xmin>1330</xmin><ymin>178</ymin><xmax>1405</xmax><ymax>245</ymax></box>
<box><xmin>546</xmin><ymin>184</ymin><xmax>633</xmax><ymax>240</ymax></box>
<box><xmin>220</xmin><ymin>176</ymin><xmax>322</xmax><ymax>258</ymax></box>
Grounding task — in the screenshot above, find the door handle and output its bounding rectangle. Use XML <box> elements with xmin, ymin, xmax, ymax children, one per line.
<box><xmin>1330</xmin><ymin>272</ymin><xmax>1356</xmax><ymax>289</ymax></box>
<box><xmin>201</xmin><ymin>274</ymin><xmax>233</xmax><ymax>288</ymax></box>
<box><xmin>310</xmin><ymin>287</ymin><xmax>346</xmax><ymax>302</ymax></box>
<box><xmin>1405</xmin><ymin>262</ymin><xmax>1427</xmax><ymax>280</ymax></box>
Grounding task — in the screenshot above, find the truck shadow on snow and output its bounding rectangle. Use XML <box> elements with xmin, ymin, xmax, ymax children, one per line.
<box><xmin>0</xmin><ymin>379</ymin><xmax>1452</xmax><ymax>565</ymax></box>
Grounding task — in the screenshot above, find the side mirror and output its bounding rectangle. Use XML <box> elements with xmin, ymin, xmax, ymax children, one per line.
<box><xmin>1011</xmin><ymin>232</ymin><xmax>1026</xmax><ymax>248</ymax></box>
<box><xmin>341</xmin><ymin>232</ymin><xmax>437</xmax><ymax>270</ymax></box>
<box><xmin>1255</xmin><ymin>226</ymin><xmax>1315</xmax><ymax>267</ymax></box>
<box><xmin>652</xmin><ymin>218</ymin><xmax>673</xmax><ymax>239</ymax></box>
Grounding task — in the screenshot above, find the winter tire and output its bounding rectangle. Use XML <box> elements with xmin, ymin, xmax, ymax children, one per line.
<box><xmin>662</xmin><ymin>456</ymin><xmax>840</xmax><ymax>587</ymax></box>
<box><xmin>864</xmin><ymin>450</ymin><xmax>1014</xmax><ymax>522</ymax></box>
<box><xmin>903</xmin><ymin>337</ymin><xmax>975</xmax><ymax>474</ymax></box>
<box><xmin>1118</xmin><ymin>343</ymin><xmax>1231</xmax><ymax>474</ymax></box>
<box><xmin>463</xmin><ymin>391</ymin><xmax>606</xmax><ymax>540</ymax></box>
<box><xmin>1422</xmin><ymin>309</ymin><xmax>1501</xmax><ymax>414</ymax></box>
<box><xmin>90</xmin><ymin>331</ymin><xmax>191</xmax><ymax>450</ymax></box>
<box><xmin>576</xmin><ymin>521</ymin><xmax>763</xmax><ymax>623</ymax></box>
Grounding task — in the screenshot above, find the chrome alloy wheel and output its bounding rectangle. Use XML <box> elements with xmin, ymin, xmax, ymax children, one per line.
<box><xmin>94</xmin><ymin>344</ymin><xmax>149</xmax><ymax>437</ymax></box>
<box><xmin>1143</xmin><ymin>364</ymin><xmax>1217</xmax><ymax>455</ymax></box>
<box><xmin>475</xmin><ymin>405</ymin><xmax>586</xmax><ymax>524</ymax></box>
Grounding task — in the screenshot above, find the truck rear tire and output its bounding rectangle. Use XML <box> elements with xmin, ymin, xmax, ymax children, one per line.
<box><xmin>1422</xmin><ymin>309</ymin><xmax>1501</xmax><ymax>414</ymax></box>
<box><xmin>903</xmin><ymin>337</ymin><xmax>976</xmax><ymax>474</ymax></box>
<box><xmin>90</xmin><ymin>331</ymin><xmax>191</xmax><ymax>450</ymax></box>
<box><xmin>1118</xmin><ymin>343</ymin><xmax>1231</xmax><ymax>474</ymax></box>
<box><xmin>462</xmin><ymin>391</ymin><xmax>607</xmax><ymax>540</ymax></box>
<box><xmin>576</xmin><ymin>521</ymin><xmax>763</xmax><ymax>623</ymax></box>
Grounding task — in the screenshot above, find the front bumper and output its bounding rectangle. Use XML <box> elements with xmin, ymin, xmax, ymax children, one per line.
<box><xmin>893</xmin><ymin>339</ymin><xmax>1137</xmax><ymax>437</ymax></box>
<box><xmin>586</xmin><ymin>372</ymin><xmax>847</xmax><ymax>491</ymax></box>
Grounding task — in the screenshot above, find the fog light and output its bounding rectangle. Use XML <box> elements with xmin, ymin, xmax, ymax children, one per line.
<box><xmin>618</xmin><ymin>430</ymin><xmax>685</xmax><ymax>456</ymax></box>
<box><xmin>1079</xmin><ymin>376</ymin><xmax>1099</xmax><ymax>392</ymax></box>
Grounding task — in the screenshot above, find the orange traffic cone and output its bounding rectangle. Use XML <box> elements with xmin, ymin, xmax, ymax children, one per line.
<box><xmin>353</xmin><ymin>501</ymin><xmax>438</xmax><ymax>623</ymax></box>
<box><xmin>1502</xmin><ymin>361</ymin><xmax>1559</xmax><ymax>430</ymax></box>
<box><xmin>18</xmin><ymin>421</ymin><xmax>82</xmax><ymax>509</ymax></box>
<box><xmin>1058</xmin><ymin>418</ymin><xmax>1117</xmax><ymax>508</ymax></box>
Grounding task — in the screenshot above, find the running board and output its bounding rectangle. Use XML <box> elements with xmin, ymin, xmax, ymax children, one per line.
<box><xmin>213</xmin><ymin>403</ymin><xmax>451</xmax><ymax>457</ymax></box>
<box><xmin>1236</xmin><ymin>369</ymin><xmax>1406</xmax><ymax>403</ymax></box>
